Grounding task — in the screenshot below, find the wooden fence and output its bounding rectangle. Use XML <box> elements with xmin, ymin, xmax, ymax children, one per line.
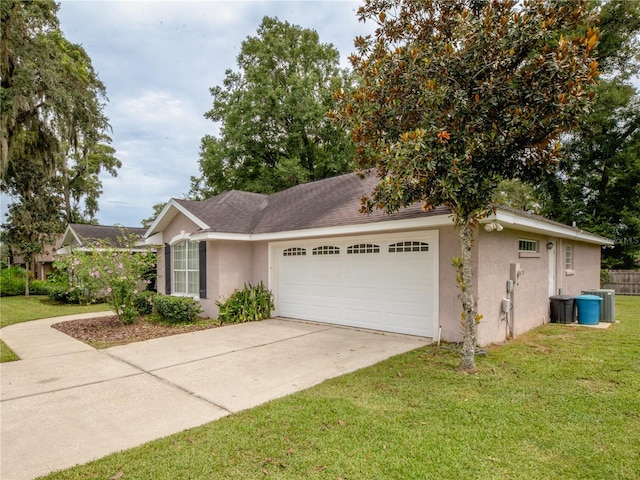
<box><xmin>602</xmin><ymin>270</ymin><xmax>640</xmax><ymax>295</ymax></box>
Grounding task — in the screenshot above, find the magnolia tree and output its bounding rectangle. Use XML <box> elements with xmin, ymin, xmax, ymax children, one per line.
<box><xmin>54</xmin><ymin>235</ymin><xmax>155</xmax><ymax>324</ymax></box>
<box><xmin>331</xmin><ymin>0</ymin><xmax>600</xmax><ymax>372</ymax></box>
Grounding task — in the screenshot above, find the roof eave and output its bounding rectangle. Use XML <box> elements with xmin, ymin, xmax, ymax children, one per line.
<box><xmin>488</xmin><ymin>209</ymin><xmax>614</xmax><ymax>246</ymax></box>
<box><xmin>190</xmin><ymin>215</ymin><xmax>455</xmax><ymax>242</ymax></box>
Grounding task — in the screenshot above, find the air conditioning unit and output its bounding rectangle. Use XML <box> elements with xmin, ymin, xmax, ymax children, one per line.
<box><xmin>581</xmin><ymin>289</ymin><xmax>615</xmax><ymax>322</ymax></box>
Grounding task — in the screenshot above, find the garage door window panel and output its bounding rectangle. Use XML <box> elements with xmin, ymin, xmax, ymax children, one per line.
<box><xmin>347</xmin><ymin>244</ymin><xmax>380</xmax><ymax>254</ymax></box>
<box><xmin>312</xmin><ymin>246</ymin><xmax>340</xmax><ymax>255</ymax></box>
<box><xmin>283</xmin><ymin>247</ymin><xmax>306</xmax><ymax>256</ymax></box>
<box><xmin>389</xmin><ymin>241</ymin><xmax>429</xmax><ymax>252</ymax></box>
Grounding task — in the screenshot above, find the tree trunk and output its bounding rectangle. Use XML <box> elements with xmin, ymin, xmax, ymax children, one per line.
<box><xmin>24</xmin><ymin>258</ymin><xmax>31</xmax><ymax>297</ymax></box>
<box><xmin>457</xmin><ymin>219</ymin><xmax>477</xmax><ymax>373</ymax></box>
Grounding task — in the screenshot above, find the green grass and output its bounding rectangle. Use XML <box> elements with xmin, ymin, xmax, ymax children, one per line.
<box><xmin>0</xmin><ymin>295</ymin><xmax>111</xmax><ymax>329</ymax></box>
<box><xmin>39</xmin><ymin>296</ymin><xmax>640</xmax><ymax>480</ymax></box>
<box><xmin>0</xmin><ymin>340</ymin><xmax>19</xmax><ymax>362</ymax></box>
<box><xmin>0</xmin><ymin>295</ymin><xmax>111</xmax><ymax>362</ymax></box>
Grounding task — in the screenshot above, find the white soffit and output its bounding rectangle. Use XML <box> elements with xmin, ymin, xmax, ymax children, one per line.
<box><xmin>488</xmin><ymin>209</ymin><xmax>613</xmax><ymax>245</ymax></box>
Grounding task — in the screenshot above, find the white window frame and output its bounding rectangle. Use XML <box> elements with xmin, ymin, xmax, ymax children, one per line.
<box><xmin>565</xmin><ymin>244</ymin><xmax>574</xmax><ymax>274</ymax></box>
<box><xmin>173</xmin><ymin>240</ymin><xmax>200</xmax><ymax>296</ymax></box>
<box><xmin>518</xmin><ymin>239</ymin><xmax>540</xmax><ymax>258</ymax></box>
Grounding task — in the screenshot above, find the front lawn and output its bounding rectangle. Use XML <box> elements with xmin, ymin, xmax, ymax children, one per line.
<box><xmin>40</xmin><ymin>296</ymin><xmax>640</xmax><ymax>480</ymax></box>
<box><xmin>0</xmin><ymin>295</ymin><xmax>111</xmax><ymax>329</ymax></box>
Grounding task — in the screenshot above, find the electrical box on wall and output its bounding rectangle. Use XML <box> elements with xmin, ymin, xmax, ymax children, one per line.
<box><xmin>501</xmin><ymin>298</ymin><xmax>511</xmax><ymax>313</ymax></box>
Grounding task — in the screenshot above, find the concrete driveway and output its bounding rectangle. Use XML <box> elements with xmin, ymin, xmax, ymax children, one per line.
<box><xmin>0</xmin><ymin>314</ymin><xmax>428</xmax><ymax>480</ymax></box>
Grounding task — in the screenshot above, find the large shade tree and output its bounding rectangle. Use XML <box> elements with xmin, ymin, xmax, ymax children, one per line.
<box><xmin>332</xmin><ymin>0</ymin><xmax>599</xmax><ymax>371</ymax></box>
<box><xmin>538</xmin><ymin>0</ymin><xmax>640</xmax><ymax>269</ymax></box>
<box><xmin>190</xmin><ymin>16</ymin><xmax>356</xmax><ymax>197</ymax></box>
<box><xmin>1</xmin><ymin>0</ymin><xmax>116</xmax><ymax>288</ymax></box>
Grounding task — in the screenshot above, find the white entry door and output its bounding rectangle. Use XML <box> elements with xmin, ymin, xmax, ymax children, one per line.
<box><xmin>272</xmin><ymin>231</ymin><xmax>438</xmax><ymax>337</ymax></box>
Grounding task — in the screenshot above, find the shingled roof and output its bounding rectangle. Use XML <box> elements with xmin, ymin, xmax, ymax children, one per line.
<box><xmin>173</xmin><ymin>190</ymin><xmax>268</xmax><ymax>234</ymax></box>
<box><xmin>62</xmin><ymin>224</ymin><xmax>148</xmax><ymax>248</ymax></box>
<box><xmin>252</xmin><ymin>172</ymin><xmax>449</xmax><ymax>233</ymax></box>
<box><xmin>166</xmin><ymin>172</ymin><xmax>450</xmax><ymax>236</ymax></box>
<box><xmin>146</xmin><ymin>171</ymin><xmax>612</xmax><ymax>245</ymax></box>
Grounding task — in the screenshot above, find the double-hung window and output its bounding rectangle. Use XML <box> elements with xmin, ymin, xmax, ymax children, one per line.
<box><xmin>173</xmin><ymin>240</ymin><xmax>199</xmax><ymax>295</ymax></box>
<box><xmin>565</xmin><ymin>245</ymin><xmax>574</xmax><ymax>272</ymax></box>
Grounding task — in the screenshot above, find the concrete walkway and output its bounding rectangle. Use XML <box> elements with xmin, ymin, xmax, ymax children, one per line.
<box><xmin>0</xmin><ymin>314</ymin><xmax>428</xmax><ymax>480</ymax></box>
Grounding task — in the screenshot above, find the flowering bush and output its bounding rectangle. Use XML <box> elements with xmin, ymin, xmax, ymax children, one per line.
<box><xmin>53</xmin><ymin>234</ymin><xmax>156</xmax><ymax>324</ymax></box>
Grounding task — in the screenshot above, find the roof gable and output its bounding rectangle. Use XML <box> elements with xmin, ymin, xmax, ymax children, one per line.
<box><xmin>61</xmin><ymin>224</ymin><xmax>147</xmax><ymax>248</ymax></box>
<box><xmin>175</xmin><ymin>190</ymin><xmax>267</xmax><ymax>234</ymax></box>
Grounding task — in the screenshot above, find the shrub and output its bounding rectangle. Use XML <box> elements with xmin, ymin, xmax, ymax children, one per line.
<box><xmin>0</xmin><ymin>266</ymin><xmax>27</xmax><ymax>296</ymax></box>
<box><xmin>154</xmin><ymin>295</ymin><xmax>201</xmax><ymax>323</ymax></box>
<box><xmin>47</xmin><ymin>284</ymin><xmax>87</xmax><ymax>304</ymax></box>
<box><xmin>53</xmin><ymin>237</ymin><xmax>156</xmax><ymax>323</ymax></box>
<box><xmin>29</xmin><ymin>280</ymin><xmax>51</xmax><ymax>296</ymax></box>
<box><xmin>216</xmin><ymin>282</ymin><xmax>274</xmax><ymax>323</ymax></box>
<box><xmin>133</xmin><ymin>290</ymin><xmax>157</xmax><ymax>315</ymax></box>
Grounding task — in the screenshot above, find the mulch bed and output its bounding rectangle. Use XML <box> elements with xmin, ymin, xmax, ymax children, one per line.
<box><xmin>52</xmin><ymin>315</ymin><xmax>221</xmax><ymax>349</ymax></box>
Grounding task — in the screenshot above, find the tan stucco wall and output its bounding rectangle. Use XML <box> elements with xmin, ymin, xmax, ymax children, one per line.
<box><xmin>554</xmin><ymin>239</ymin><xmax>601</xmax><ymax>295</ymax></box>
<box><xmin>197</xmin><ymin>241</ymin><xmax>252</xmax><ymax>318</ymax></box>
<box><xmin>198</xmin><ymin>241</ymin><xmax>270</xmax><ymax>319</ymax></box>
<box><xmin>155</xmin><ymin>212</ymin><xmax>272</xmax><ymax>319</ymax></box>
<box><xmin>476</xmin><ymin>229</ymin><xmax>551</xmax><ymax>345</ymax></box>
<box><xmin>252</xmin><ymin>242</ymin><xmax>269</xmax><ymax>285</ymax></box>
<box><xmin>475</xmin><ymin>229</ymin><xmax>603</xmax><ymax>346</ymax></box>
<box><xmin>437</xmin><ymin>226</ymin><xmax>469</xmax><ymax>343</ymax></box>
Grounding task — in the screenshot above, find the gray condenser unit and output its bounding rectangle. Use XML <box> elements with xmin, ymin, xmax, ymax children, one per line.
<box><xmin>581</xmin><ymin>289</ymin><xmax>615</xmax><ymax>322</ymax></box>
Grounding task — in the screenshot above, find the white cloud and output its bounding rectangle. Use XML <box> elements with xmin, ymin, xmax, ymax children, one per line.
<box><xmin>52</xmin><ymin>0</ymin><xmax>370</xmax><ymax>227</ymax></box>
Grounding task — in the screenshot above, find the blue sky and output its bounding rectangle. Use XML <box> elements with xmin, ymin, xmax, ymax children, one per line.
<box><xmin>53</xmin><ymin>0</ymin><xmax>373</xmax><ymax>227</ymax></box>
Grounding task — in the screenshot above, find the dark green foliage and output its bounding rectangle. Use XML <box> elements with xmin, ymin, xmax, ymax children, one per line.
<box><xmin>46</xmin><ymin>283</ymin><xmax>103</xmax><ymax>305</ymax></box>
<box><xmin>133</xmin><ymin>290</ymin><xmax>156</xmax><ymax>316</ymax></box>
<box><xmin>154</xmin><ymin>295</ymin><xmax>202</xmax><ymax>323</ymax></box>
<box><xmin>28</xmin><ymin>280</ymin><xmax>50</xmax><ymax>296</ymax></box>
<box><xmin>0</xmin><ymin>267</ymin><xmax>49</xmax><ymax>296</ymax></box>
<box><xmin>190</xmin><ymin>16</ymin><xmax>355</xmax><ymax>198</ymax></box>
<box><xmin>216</xmin><ymin>282</ymin><xmax>274</xmax><ymax>324</ymax></box>
<box><xmin>537</xmin><ymin>0</ymin><xmax>640</xmax><ymax>269</ymax></box>
<box><xmin>46</xmin><ymin>284</ymin><xmax>81</xmax><ymax>304</ymax></box>
<box><xmin>0</xmin><ymin>266</ymin><xmax>26</xmax><ymax>296</ymax></box>
<box><xmin>1</xmin><ymin>0</ymin><xmax>117</xmax><ymax>276</ymax></box>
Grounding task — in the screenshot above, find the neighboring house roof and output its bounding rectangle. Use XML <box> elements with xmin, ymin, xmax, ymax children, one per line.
<box><xmin>145</xmin><ymin>171</ymin><xmax>613</xmax><ymax>246</ymax></box>
<box><xmin>58</xmin><ymin>224</ymin><xmax>149</xmax><ymax>254</ymax></box>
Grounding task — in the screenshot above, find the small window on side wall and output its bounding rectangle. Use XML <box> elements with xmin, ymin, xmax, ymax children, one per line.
<box><xmin>518</xmin><ymin>239</ymin><xmax>540</xmax><ymax>258</ymax></box>
<box><xmin>518</xmin><ymin>239</ymin><xmax>537</xmax><ymax>252</ymax></box>
<box><xmin>565</xmin><ymin>245</ymin><xmax>574</xmax><ymax>272</ymax></box>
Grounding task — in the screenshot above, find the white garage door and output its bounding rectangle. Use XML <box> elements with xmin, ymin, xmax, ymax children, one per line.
<box><xmin>273</xmin><ymin>231</ymin><xmax>438</xmax><ymax>337</ymax></box>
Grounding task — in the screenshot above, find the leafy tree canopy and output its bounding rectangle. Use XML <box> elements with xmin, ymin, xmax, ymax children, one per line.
<box><xmin>538</xmin><ymin>0</ymin><xmax>640</xmax><ymax>269</ymax></box>
<box><xmin>1</xmin><ymin>0</ymin><xmax>117</xmax><ymax>282</ymax></box>
<box><xmin>332</xmin><ymin>0</ymin><xmax>599</xmax><ymax>371</ymax></box>
<box><xmin>190</xmin><ymin>16</ymin><xmax>356</xmax><ymax>197</ymax></box>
